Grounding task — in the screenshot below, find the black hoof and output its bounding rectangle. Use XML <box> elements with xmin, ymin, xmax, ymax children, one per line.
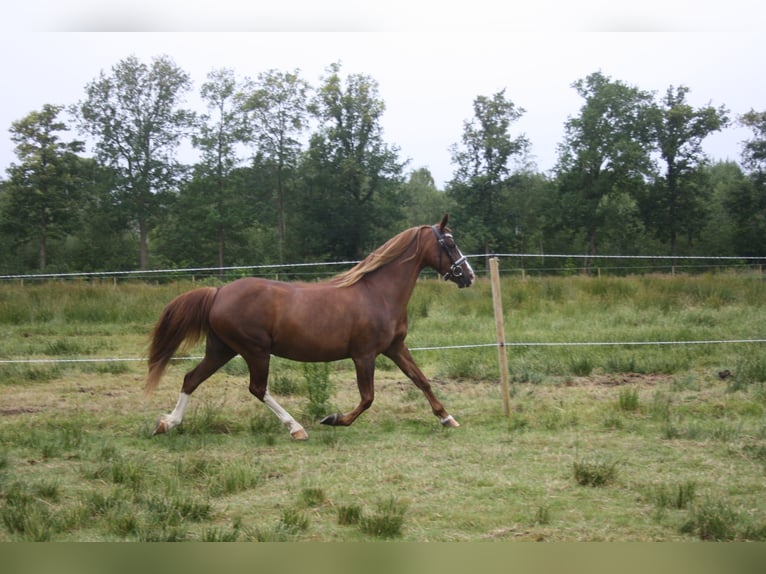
<box><xmin>320</xmin><ymin>413</ymin><xmax>340</xmax><ymax>426</ymax></box>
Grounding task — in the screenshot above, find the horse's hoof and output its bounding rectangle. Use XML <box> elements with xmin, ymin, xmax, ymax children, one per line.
<box><xmin>152</xmin><ymin>420</ymin><xmax>168</xmax><ymax>436</ymax></box>
<box><xmin>291</xmin><ymin>428</ymin><xmax>309</xmax><ymax>440</ymax></box>
<box><xmin>441</xmin><ymin>415</ymin><xmax>460</xmax><ymax>428</ymax></box>
<box><xmin>320</xmin><ymin>413</ymin><xmax>339</xmax><ymax>426</ymax></box>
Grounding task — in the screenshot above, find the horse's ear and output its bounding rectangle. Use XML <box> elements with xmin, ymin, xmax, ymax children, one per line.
<box><xmin>439</xmin><ymin>213</ymin><xmax>449</xmax><ymax>232</ymax></box>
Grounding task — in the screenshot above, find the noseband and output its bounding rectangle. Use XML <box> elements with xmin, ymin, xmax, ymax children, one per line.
<box><xmin>431</xmin><ymin>225</ymin><xmax>469</xmax><ymax>285</ymax></box>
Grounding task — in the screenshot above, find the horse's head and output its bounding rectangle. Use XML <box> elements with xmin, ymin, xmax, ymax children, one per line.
<box><xmin>429</xmin><ymin>214</ymin><xmax>475</xmax><ymax>288</ymax></box>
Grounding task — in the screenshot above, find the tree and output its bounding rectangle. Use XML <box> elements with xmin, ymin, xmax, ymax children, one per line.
<box><xmin>192</xmin><ymin>68</ymin><xmax>250</xmax><ymax>270</ymax></box>
<box><xmin>696</xmin><ymin>161</ymin><xmax>747</xmax><ymax>256</ymax></box>
<box><xmin>724</xmin><ymin>110</ymin><xmax>766</xmax><ymax>257</ymax></box>
<box><xmin>241</xmin><ymin>68</ymin><xmax>311</xmax><ymax>262</ymax></box>
<box><xmin>300</xmin><ymin>62</ymin><xmax>405</xmax><ymax>260</ymax></box>
<box><xmin>399</xmin><ymin>167</ymin><xmax>452</xmax><ymax>228</ymax></box>
<box><xmin>641</xmin><ymin>85</ymin><xmax>728</xmax><ymax>255</ymax></box>
<box><xmin>740</xmin><ymin>109</ymin><xmax>766</xmax><ymax>177</ymax></box>
<box><xmin>66</xmin><ymin>158</ymin><xmax>139</xmax><ymax>271</ymax></box>
<box><xmin>2</xmin><ymin>104</ymin><xmax>84</xmax><ymax>271</ymax></box>
<box><xmin>447</xmin><ymin>89</ymin><xmax>529</xmax><ymax>259</ymax></box>
<box><xmin>504</xmin><ymin>170</ymin><xmax>556</xmax><ymax>258</ymax></box>
<box><xmin>73</xmin><ymin>55</ymin><xmax>194</xmax><ymax>269</ymax></box>
<box><xmin>555</xmin><ymin>71</ymin><xmax>655</xmax><ymax>269</ymax></box>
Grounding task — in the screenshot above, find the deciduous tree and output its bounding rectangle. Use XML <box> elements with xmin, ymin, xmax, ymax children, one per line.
<box><xmin>724</xmin><ymin>109</ymin><xmax>766</xmax><ymax>257</ymax></box>
<box><xmin>641</xmin><ymin>85</ymin><xmax>728</xmax><ymax>255</ymax></box>
<box><xmin>301</xmin><ymin>62</ymin><xmax>405</xmax><ymax>260</ymax></box>
<box><xmin>192</xmin><ymin>68</ymin><xmax>249</xmax><ymax>269</ymax></box>
<box><xmin>740</xmin><ymin>109</ymin><xmax>766</xmax><ymax>176</ymax></box>
<box><xmin>3</xmin><ymin>104</ymin><xmax>84</xmax><ymax>271</ymax></box>
<box><xmin>73</xmin><ymin>55</ymin><xmax>194</xmax><ymax>269</ymax></box>
<box><xmin>555</xmin><ymin>71</ymin><xmax>654</xmax><ymax>269</ymax></box>
<box><xmin>447</xmin><ymin>90</ymin><xmax>529</xmax><ymax>259</ymax></box>
<box><xmin>241</xmin><ymin>68</ymin><xmax>310</xmax><ymax>261</ymax></box>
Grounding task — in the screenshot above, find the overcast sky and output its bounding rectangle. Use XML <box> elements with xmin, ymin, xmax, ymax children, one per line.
<box><xmin>2</xmin><ymin>3</ymin><xmax>764</xmax><ymax>188</ymax></box>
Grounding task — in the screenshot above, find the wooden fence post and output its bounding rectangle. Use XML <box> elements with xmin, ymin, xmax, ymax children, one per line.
<box><xmin>489</xmin><ymin>257</ymin><xmax>512</xmax><ymax>417</ymax></box>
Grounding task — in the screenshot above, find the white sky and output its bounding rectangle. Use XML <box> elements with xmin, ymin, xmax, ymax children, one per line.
<box><xmin>1</xmin><ymin>2</ymin><xmax>764</xmax><ymax>188</ymax></box>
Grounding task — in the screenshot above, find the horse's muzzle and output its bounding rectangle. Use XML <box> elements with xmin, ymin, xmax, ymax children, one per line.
<box><xmin>445</xmin><ymin>259</ymin><xmax>474</xmax><ymax>288</ymax></box>
<box><xmin>457</xmin><ymin>274</ymin><xmax>473</xmax><ymax>288</ymax></box>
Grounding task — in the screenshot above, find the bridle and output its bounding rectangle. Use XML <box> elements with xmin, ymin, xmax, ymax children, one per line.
<box><xmin>431</xmin><ymin>225</ymin><xmax>471</xmax><ymax>286</ymax></box>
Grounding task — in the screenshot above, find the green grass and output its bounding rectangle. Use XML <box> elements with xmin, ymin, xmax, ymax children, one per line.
<box><xmin>1</xmin><ymin>273</ymin><xmax>766</xmax><ymax>540</ymax></box>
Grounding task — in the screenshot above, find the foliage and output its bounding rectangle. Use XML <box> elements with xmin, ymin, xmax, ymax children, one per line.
<box><xmin>740</xmin><ymin>109</ymin><xmax>766</xmax><ymax>174</ymax></box>
<box><xmin>304</xmin><ymin>362</ymin><xmax>334</xmax><ymax>421</ymax></box>
<box><xmin>190</xmin><ymin>68</ymin><xmax>251</xmax><ymax>269</ymax></box>
<box><xmin>399</xmin><ymin>167</ymin><xmax>453</xmax><ymax>228</ymax></box>
<box><xmin>72</xmin><ymin>54</ymin><xmax>195</xmax><ymax>269</ymax></box>
<box><xmin>725</xmin><ymin>109</ymin><xmax>766</xmax><ymax>257</ymax></box>
<box><xmin>1</xmin><ymin>59</ymin><xmax>765</xmax><ymax>277</ymax></box>
<box><xmin>447</xmin><ymin>90</ymin><xmax>529</xmax><ymax>258</ymax></box>
<box><xmin>298</xmin><ymin>62</ymin><xmax>406</xmax><ymax>260</ymax></box>
<box><xmin>555</xmin><ymin>71</ymin><xmax>655</xmax><ymax>267</ymax></box>
<box><xmin>242</xmin><ymin>68</ymin><xmax>311</xmax><ymax>261</ymax></box>
<box><xmin>640</xmin><ymin>85</ymin><xmax>729</xmax><ymax>255</ymax></box>
<box><xmin>3</xmin><ymin>104</ymin><xmax>85</xmax><ymax>271</ymax></box>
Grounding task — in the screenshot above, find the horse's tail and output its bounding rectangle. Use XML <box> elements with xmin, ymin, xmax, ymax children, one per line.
<box><xmin>145</xmin><ymin>287</ymin><xmax>218</xmax><ymax>394</ymax></box>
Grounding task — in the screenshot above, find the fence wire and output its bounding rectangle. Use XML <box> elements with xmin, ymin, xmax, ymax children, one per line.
<box><xmin>2</xmin><ymin>254</ymin><xmax>765</xmax><ymax>365</ymax></box>
<box><xmin>2</xmin><ymin>252</ymin><xmax>765</xmax><ymax>282</ymax></box>
<box><xmin>2</xmin><ymin>338</ymin><xmax>766</xmax><ymax>366</ymax></box>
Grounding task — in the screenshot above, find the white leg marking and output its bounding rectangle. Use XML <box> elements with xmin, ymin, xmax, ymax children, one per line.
<box><xmin>263</xmin><ymin>391</ymin><xmax>307</xmax><ymax>438</ymax></box>
<box><xmin>440</xmin><ymin>414</ymin><xmax>460</xmax><ymax>427</ymax></box>
<box><xmin>160</xmin><ymin>392</ymin><xmax>190</xmax><ymax>430</ymax></box>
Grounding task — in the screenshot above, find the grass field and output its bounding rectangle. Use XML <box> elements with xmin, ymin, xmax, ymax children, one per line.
<box><xmin>1</xmin><ymin>272</ymin><xmax>765</xmax><ymax>541</ymax></box>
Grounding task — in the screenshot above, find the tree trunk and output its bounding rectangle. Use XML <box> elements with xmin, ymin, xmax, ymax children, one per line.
<box><xmin>586</xmin><ymin>224</ymin><xmax>598</xmax><ymax>274</ymax></box>
<box><xmin>38</xmin><ymin>226</ymin><xmax>47</xmax><ymax>272</ymax></box>
<box><xmin>277</xmin><ymin>161</ymin><xmax>285</xmax><ymax>263</ymax></box>
<box><xmin>139</xmin><ymin>219</ymin><xmax>149</xmax><ymax>270</ymax></box>
<box><xmin>217</xmin><ymin>224</ymin><xmax>225</xmax><ymax>276</ymax></box>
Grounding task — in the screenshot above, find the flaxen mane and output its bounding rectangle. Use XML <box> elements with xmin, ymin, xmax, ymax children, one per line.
<box><xmin>329</xmin><ymin>226</ymin><xmax>427</xmax><ymax>288</ymax></box>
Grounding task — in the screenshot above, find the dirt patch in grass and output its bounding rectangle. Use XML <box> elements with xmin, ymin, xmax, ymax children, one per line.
<box><xmin>565</xmin><ymin>373</ymin><xmax>674</xmax><ymax>388</ymax></box>
<box><xmin>0</xmin><ymin>407</ymin><xmax>42</xmax><ymax>416</ymax></box>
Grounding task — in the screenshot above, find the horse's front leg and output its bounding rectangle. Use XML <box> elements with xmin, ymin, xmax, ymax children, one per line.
<box><xmin>320</xmin><ymin>355</ymin><xmax>375</xmax><ymax>427</ymax></box>
<box><xmin>384</xmin><ymin>342</ymin><xmax>460</xmax><ymax>428</ymax></box>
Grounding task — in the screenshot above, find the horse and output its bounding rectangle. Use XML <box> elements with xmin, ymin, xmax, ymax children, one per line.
<box><xmin>144</xmin><ymin>214</ymin><xmax>475</xmax><ymax>440</ymax></box>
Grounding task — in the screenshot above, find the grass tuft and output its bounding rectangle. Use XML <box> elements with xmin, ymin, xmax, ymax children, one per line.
<box><xmin>304</xmin><ymin>363</ymin><xmax>333</xmax><ymax>421</ymax></box>
<box><xmin>1</xmin><ymin>483</ymin><xmax>55</xmax><ymax>541</ymax></box>
<box><xmin>279</xmin><ymin>508</ymin><xmax>310</xmax><ymax>534</ymax></box>
<box><xmin>680</xmin><ymin>498</ymin><xmax>739</xmax><ymax>541</ymax></box>
<box><xmin>573</xmin><ymin>456</ymin><xmax>619</xmax><ymax>487</ymax></box>
<box><xmin>618</xmin><ymin>387</ymin><xmax>640</xmax><ymax>412</ymax></box>
<box><xmin>337</xmin><ymin>504</ymin><xmax>363</xmax><ymax>526</ymax></box>
<box><xmin>359</xmin><ymin>497</ymin><xmax>408</xmax><ymax>539</ymax></box>
<box><xmin>300</xmin><ymin>487</ymin><xmax>326</xmax><ymax>508</ymax></box>
<box><xmin>650</xmin><ymin>481</ymin><xmax>697</xmax><ymax>510</ymax></box>
<box><xmin>207</xmin><ymin>461</ymin><xmax>262</xmax><ymax>497</ymax></box>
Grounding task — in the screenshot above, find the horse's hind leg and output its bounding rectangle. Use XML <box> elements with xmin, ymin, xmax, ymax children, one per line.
<box><xmin>242</xmin><ymin>350</ymin><xmax>308</xmax><ymax>440</ymax></box>
<box><xmin>153</xmin><ymin>333</ymin><xmax>235</xmax><ymax>435</ymax></box>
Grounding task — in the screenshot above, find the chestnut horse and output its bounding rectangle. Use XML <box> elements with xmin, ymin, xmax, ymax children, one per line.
<box><xmin>145</xmin><ymin>215</ymin><xmax>474</xmax><ymax>440</ymax></box>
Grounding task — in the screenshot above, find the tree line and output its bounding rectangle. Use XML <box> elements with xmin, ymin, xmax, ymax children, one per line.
<box><xmin>1</xmin><ymin>55</ymin><xmax>765</xmax><ymax>276</ymax></box>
